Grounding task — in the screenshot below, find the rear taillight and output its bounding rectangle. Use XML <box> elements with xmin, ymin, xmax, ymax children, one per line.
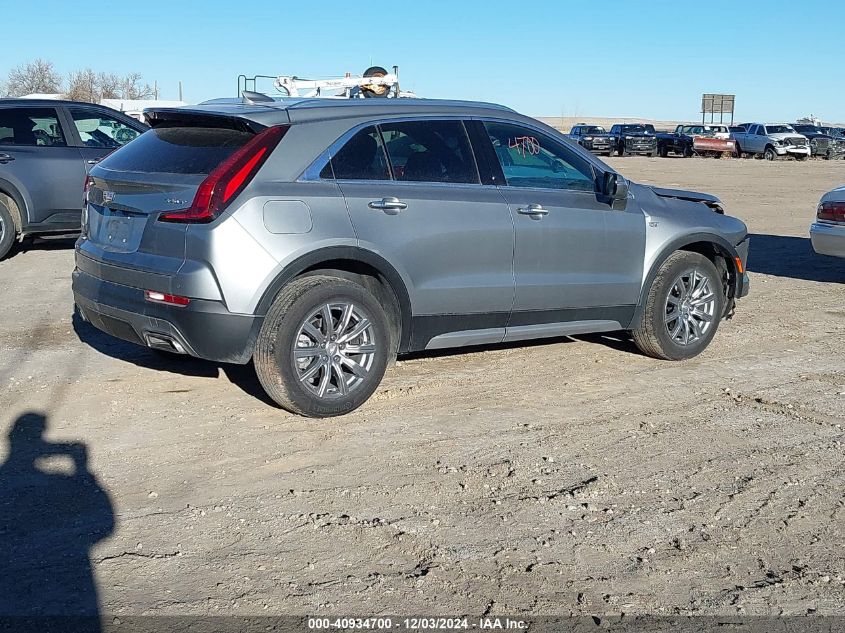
<box><xmin>817</xmin><ymin>201</ymin><xmax>845</xmax><ymax>223</ymax></box>
<box><xmin>159</xmin><ymin>125</ymin><xmax>288</xmax><ymax>224</ymax></box>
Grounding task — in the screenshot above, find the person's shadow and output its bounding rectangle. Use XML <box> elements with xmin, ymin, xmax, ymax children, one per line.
<box><xmin>0</xmin><ymin>412</ymin><xmax>114</xmax><ymax>632</ymax></box>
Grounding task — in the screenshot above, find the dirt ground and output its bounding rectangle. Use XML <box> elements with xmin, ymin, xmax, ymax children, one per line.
<box><xmin>0</xmin><ymin>157</ymin><xmax>843</xmax><ymax>619</ymax></box>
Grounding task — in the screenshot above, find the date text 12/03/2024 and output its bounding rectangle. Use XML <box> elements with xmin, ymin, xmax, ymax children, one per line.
<box><xmin>307</xmin><ymin>617</ymin><xmax>529</xmax><ymax>630</ymax></box>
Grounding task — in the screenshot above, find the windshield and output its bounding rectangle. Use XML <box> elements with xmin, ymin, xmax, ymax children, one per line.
<box><xmin>621</xmin><ymin>125</ymin><xmax>654</xmax><ymax>134</ymax></box>
<box><xmin>766</xmin><ymin>125</ymin><xmax>795</xmax><ymax>134</ymax></box>
<box><xmin>583</xmin><ymin>126</ymin><xmax>606</xmax><ymax>134</ymax></box>
<box><xmin>793</xmin><ymin>125</ymin><xmax>816</xmax><ymax>133</ymax></box>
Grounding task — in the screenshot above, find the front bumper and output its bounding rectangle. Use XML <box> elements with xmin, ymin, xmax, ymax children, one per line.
<box><xmin>582</xmin><ymin>140</ymin><xmax>614</xmax><ymax>154</ymax></box>
<box><xmin>623</xmin><ymin>138</ymin><xmax>657</xmax><ymax>154</ymax></box>
<box><xmin>775</xmin><ymin>146</ymin><xmax>811</xmax><ymax>157</ymax></box>
<box><xmin>735</xmin><ymin>237</ymin><xmax>751</xmax><ymax>298</ymax></box>
<box><xmin>72</xmin><ymin>267</ymin><xmax>261</xmax><ymax>364</ymax></box>
<box><xmin>810</xmin><ymin>222</ymin><xmax>845</xmax><ymax>258</ymax></box>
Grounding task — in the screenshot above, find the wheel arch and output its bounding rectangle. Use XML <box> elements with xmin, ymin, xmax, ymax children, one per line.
<box><xmin>0</xmin><ymin>177</ymin><xmax>29</xmax><ymax>232</ymax></box>
<box><xmin>255</xmin><ymin>246</ymin><xmax>413</xmax><ymax>354</ymax></box>
<box><xmin>631</xmin><ymin>234</ymin><xmax>741</xmax><ymax>330</ymax></box>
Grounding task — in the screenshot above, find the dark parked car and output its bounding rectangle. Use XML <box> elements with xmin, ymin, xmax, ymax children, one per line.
<box><xmin>0</xmin><ymin>99</ymin><xmax>147</xmax><ymax>259</ymax></box>
<box><xmin>609</xmin><ymin>123</ymin><xmax>658</xmax><ymax>156</ymax></box>
<box><xmin>792</xmin><ymin>124</ymin><xmax>845</xmax><ymax>159</ymax></box>
<box><xmin>567</xmin><ymin>124</ymin><xmax>615</xmax><ymax>156</ymax></box>
<box><xmin>73</xmin><ymin>96</ymin><xmax>750</xmax><ymax>417</ymax></box>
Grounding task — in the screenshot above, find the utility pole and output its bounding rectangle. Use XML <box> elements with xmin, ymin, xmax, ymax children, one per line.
<box><xmin>154</xmin><ymin>81</ymin><xmax>159</xmax><ymax>100</ymax></box>
<box><xmin>178</xmin><ymin>81</ymin><xmax>183</xmax><ymax>102</ymax></box>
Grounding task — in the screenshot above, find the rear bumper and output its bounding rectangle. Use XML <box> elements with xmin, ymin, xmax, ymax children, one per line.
<box><xmin>72</xmin><ymin>268</ymin><xmax>261</xmax><ymax>364</ymax></box>
<box><xmin>810</xmin><ymin>222</ymin><xmax>845</xmax><ymax>258</ymax></box>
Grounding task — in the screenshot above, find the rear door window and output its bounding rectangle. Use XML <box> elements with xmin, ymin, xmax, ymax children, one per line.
<box><xmin>0</xmin><ymin>107</ymin><xmax>66</xmax><ymax>146</ymax></box>
<box><xmin>483</xmin><ymin>121</ymin><xmax>595</xmax><ymax>192</ymax></box>
<box><xmin>323</xmin><ymin>126</ymin><xmax>390</xmax><ymax>181</ymax></box>
<box><xmin>69</xmin><ymin>108</ymin><xmax>142</xmax><ymax>148</ymax></box>
<box><xmin>99</xmin><ymin>126</ymin><xmax>253</xmax><ymax>174</ymax></box>
<box><xmin>380</xmin><ymin>120</ymin><xmax>479</xmax><ymax>184</ymax></box>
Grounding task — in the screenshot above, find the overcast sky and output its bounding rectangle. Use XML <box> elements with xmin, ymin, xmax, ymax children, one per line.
<box><xmin>2</xmin><ymin>0</ymin><xmax>843</xmax><ymax>122</ymax></box>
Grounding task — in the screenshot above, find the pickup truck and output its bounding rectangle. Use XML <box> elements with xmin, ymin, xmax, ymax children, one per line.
<box><xmin>656</xmin><ymin>125</ymin><xmax>736</xmax><ymax>158</ymax></box>
<box><xmin>732</xmin><ymin>123</ymin><xmax>811</xmax><ymax>161</ymax></box>
<box><xmin>567</xmin><ymin>124</ymin><xmax>615</xmax><ymax>156</ymax></box>
<box><xmin>608</xmin><ymin>123</ymin><xmax>658</xmax><ymax>157</ymax></box>
<box><xmin>792</xmin><ymin>124</ymin><xmax>845</xmax><ymax>160</ymax></box>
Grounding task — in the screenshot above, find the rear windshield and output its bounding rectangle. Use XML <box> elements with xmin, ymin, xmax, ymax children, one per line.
<box><xmin>99</xmin><ymin>126</ymin><xmax>253</xmax><ymax>175</ymax></box>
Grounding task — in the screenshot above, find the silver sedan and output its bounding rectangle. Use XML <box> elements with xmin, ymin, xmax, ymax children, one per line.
<box><xmin>811</xmin><ymin>186</ymin><xmax>845</xmax><ymax>258</ymax></box>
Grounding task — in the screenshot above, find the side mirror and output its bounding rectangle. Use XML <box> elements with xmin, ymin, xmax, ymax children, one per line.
<box><xmin>600</xmin><ymin>171</ymin><xmax>628</xmax><ymax>208</ymax></box>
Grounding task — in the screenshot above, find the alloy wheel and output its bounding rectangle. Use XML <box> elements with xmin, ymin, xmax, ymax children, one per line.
<box><xmin>292</xmin><ymin>302</ymin><xmax>377</xmax><ymax>399</ymax></box>
<box><xmin>663</xmin><ymin>268</ymin><xmax>717</xmax><ymax>346</ymax></box>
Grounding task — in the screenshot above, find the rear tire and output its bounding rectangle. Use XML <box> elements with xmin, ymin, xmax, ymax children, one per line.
<box><xmin>0</xmin><ymin>200</ymin><xmax>17</xmax><ymax>261</ymax></box>
<box><xmin>734</xmin><ymin>143</ymin><xmax>743</xmax><ymax>158</ymax></box>
<box><xmin>632</xmin><ymin>251</ymin><xmax>724</xmax><ymax>361</ymax></box>
<box><xmin>254</xmin><ymin>275</ymin><xmax>390</xmax><ymax>417</ymax></box>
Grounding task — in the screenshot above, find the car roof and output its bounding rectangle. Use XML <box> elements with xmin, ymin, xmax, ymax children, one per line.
<box><xmin>146</xmin><ymin>97</ymin><xmax>518</xmax><ymax>126</ymax></box>
<box><xmin>0</xmin><ymin>98</ymin><xmax>126</xmax><ymax>109</ymax></box>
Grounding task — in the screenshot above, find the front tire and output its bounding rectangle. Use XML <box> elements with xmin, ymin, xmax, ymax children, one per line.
<box><xmin>632</xmin><ymin>251</ymin><xmax>724</xmax><ymax>361</ymax></box>
<box><xmin>764</xmin><ymin>146</ymin><xmax>777</xmax><ymax>161</ymax></box>
<box><xmin>0</xmin><ymin>200</ymin><xmax>17</xmax><ymax>261</ymax></box>
<box><xmin>254</xmin><ymin>275</ymin><xmax>390</xmax><ymax>417</ymax></box>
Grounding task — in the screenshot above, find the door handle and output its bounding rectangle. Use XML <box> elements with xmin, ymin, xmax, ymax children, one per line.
<box><xmin>87</xmin><ymin>159</ymin><xmax>100</xmax><ymax>165</ymax></box>
<box><xmin>517</xmin><ymin>203</ymin><xmax>549</xmax><ymax>218</ymax></box>
<box><xmin>368</xmin><ymin>197</ymin><xmax>407</xmax><ymax>214</ymax></box>
<box><xmin>0</xmin><ymin>153</ymin><xmax>15</xmax><ymax>164</ymax></box>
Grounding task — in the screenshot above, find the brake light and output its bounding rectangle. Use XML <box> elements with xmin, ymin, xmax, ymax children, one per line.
<box><xmin>144</xmin><ymin>290</ymin><xmax>191</xmax><ymax>307</ymax></box>
<box><xmin>817</xmin><ymin>201</ymin><xmax>845</xmax><ymax>223</ymax></box>
<box><xmin>159</xmin><ymin>125</ymin><xmax>288</xmax><ymax>223</ymax></box>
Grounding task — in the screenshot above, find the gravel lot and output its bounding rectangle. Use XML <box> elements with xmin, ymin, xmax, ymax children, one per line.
<box><xmin>1</xmin><ymin>157</ymin><xmax>843</xmax><ymax>618</ymax></box>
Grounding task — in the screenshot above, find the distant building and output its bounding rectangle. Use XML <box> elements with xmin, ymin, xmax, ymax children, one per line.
<box><xmin>18</xmin><ymin>93</ymin><xmax>65</xmax><ymax>100</ymax></box>
<box><xmin>796</xmin><ymin>114</ymin><xmax>823</xmax><ymax>127</ymax></box>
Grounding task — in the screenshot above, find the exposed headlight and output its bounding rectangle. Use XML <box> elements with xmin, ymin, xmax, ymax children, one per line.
<box><xmin>625</xmin><ymin>136</ymin><xmax>632</xmax><ymax>140</ymax></box>
<box><xmin>584</xmin><ymin>136</ymin><xmax>593</xmax><ymax>141</ymax></box>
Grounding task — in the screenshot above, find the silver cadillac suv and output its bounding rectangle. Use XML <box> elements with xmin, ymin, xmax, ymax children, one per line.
<box><xmin>73</xmin><ymin>97</ymin><xmax>750</xmax><ymax>417</ymax></box>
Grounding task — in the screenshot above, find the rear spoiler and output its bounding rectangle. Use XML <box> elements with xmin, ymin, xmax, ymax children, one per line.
<box><xmin>143</xmin><ymin>108</ymin><xmax>278</xmax><ymax>133</ymax></box>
